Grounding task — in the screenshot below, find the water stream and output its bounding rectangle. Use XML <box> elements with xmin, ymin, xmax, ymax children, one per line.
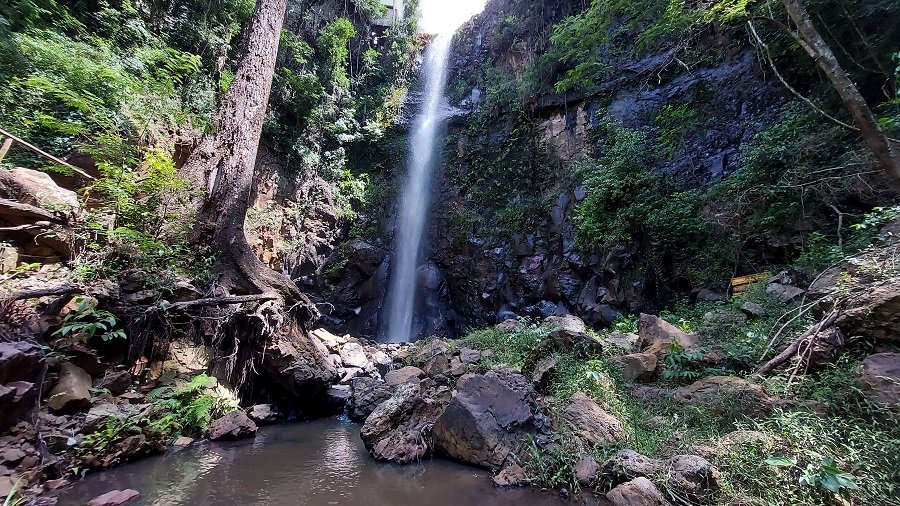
<box><xmin>383</xmin><ymin>33</ymin><xmax>454</xmax><ymax>343</ymax></box>
<box><xmin>57</xmin><ymin>419</ymin><xmax>566</xmax><ymax>506</ymax></box>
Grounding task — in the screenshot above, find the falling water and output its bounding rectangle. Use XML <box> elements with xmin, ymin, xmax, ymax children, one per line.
<box><xmin>383</xmin><ymin>33</ymin><xmax>455</xmax><ymax>343</ymax></box>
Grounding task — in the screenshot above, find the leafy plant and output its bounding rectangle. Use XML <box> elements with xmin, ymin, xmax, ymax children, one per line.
<box><xmin>799</xmin><ymin>457</ymin><xmax>859</xmax><ymax>498</ymax></box>
<box><xmin>660</xmin><ymin>339</ymin><xmax>704</xmax><ymax>382</ymax></box>
<box><xmin>52</xmin><ymin>296</ymin><xmax>125</xmax><ymax>343</ymax></box>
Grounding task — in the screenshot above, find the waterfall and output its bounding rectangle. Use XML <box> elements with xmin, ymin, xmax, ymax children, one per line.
<box><xmin>383</xmin><ymin>33</ymin><xmax>454</xmax><ymax>343</ymax></box>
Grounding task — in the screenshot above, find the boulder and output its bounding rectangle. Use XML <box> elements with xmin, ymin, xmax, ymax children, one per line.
<box><xmin>339</xmin><ymin>342</ymin><xmax>370</xmax><ymax>369</ymax></box>
<box><xmin>423</xmin><ymin>353</ymin><xmax>451</xmax><ymax>376</ymax></box>
<box><xmin>610</xmin><ymin>353</ymin><xmax>657</xmax><ymax>383</ymax></box>
<box><xmin>413</xmin><ymin>339</ymin><xmax>450</xmax><ymax>363</ymax></box>
<box><xmin>674</xmin><ymin>376</ymin><xmax>772</xmax><ymax>415</ymax></box>
<box><xmin>858</xmin><ymin>353</ymin><xmax>900</xmax><ymax>410</ymax></box>
<box><xmin>605</xmin><ymin>331</ymin><xmax>640</xmax><ymax>354</ymax></box>
<box><xmin>543</xmin><ymin>315</ymin><xmax>604</xmax><ymax>353</ymax></box>
<box><xmin>432</xmin><ymin>369</ymin><xmax>549</xmax><ymax>470</ymax></box>
<box><xmin>497</xmin><ymin>319</ymin><xmax>525</xmax><ymax>332</ymax></box>
<box><xmin>459</xmin><ymin>348</ymin><xmax>481</xmax><ymax>364</ymax></box>
<box><xmin>562</xmin><ymin>392</ymin><xmax>625</xmax><ymax>445</ymax></box>
<box><xmin>740</xmin><ymin>301</ymin><xmax>765</xmax><ymax>318</ymax></box>
<box><xmin>348</xmin><ymin>377</ymin><xmax>394</xmax><ymax>422</ymax></box>
<box><xmin>766</xmin><ymin>283</ymin><xmax>806</xmax><ymax>303</ymax></box>
<box><xmin>360</xmin><ymin>382</ymin><xmax>443</xmax><ymax>464</ymax></box>
<box><xmin>86</xmin><ymin>489</ymin><xmax>140</xmax><ymax>506</ymax></box>
<box><xmin>665</xmin><ymin>455</ymin><xmax>721</xmax><ymax>501</ymax></box>
<box><xmin>606</xmin><ymin>477</ymin><xmax>668</xmax><ymax>506</ymax></box>
<box><xmin>639</xmin><ymin>314</ymin><xmax>699</xmax><ymax>357</ymax></box>
<box><xmin>93</xmin><ymin>370</ymin><xmax>132</xmax><ymax>396</ymax></box>
<box><xmin>384</xmin><ymin>366</ymin><xmax>425</xmax><ymax>386</ymax></box>
<box><xmin>600</xmin><ymin>449</ymin><xmax>665</xmax><ymax>487</ymax></box>
<box><xmin>82</xmin><ymin>402</ymin><xmax>132</xmax><ymax>434</ymax></box>
<box><xmin>0</xmin><ymin>341</ymin><xmax>44</xmax><ymax>384</ymax></box>
<box><xmin>530</xmin><ymin>356</ymin><xmax>557</xmax><ymax>390</ymax></box>
<box><xmin>260</xmin><ymin>333</ymin><xmax>338</xmax><ymax>408</ymax></box>
<box><xmin>208</xmin><ymin>410</ymin><xmax>257</xmax><ymax>441</ymax></box>
<box><xmin>47</xmin><ymin>363</ymin><xmax>92</xmax><ymax>414</ymax></box>
<box><xmin>247</xmin><ymin>404</ymin><xmax>279</xmax><ymax>425</ymax></box>
<box><xmin>449</xmin><ymin>357</ymin><xmax>466</xmax><ymax>376</ymax></box>
<box><xmin>804</xmin><ymin>326</ymin><xmax>845</xmax><ymax>372</ymax></box>
<box><xmin>575</xmin><ymin>455</ymin><xmax>600</xmax><ymax>486</ymax></box>
<box><xmin>836</xmin><ymin>285</ymin><xmax>900</xmax><ymax>343</ymax></box>
<box><xmin>0</xmin><ymin>167</ymin><xmax>80</xmax><ymax>212</ymax></box>
<box><xmin>0</xmin><ymin>381</ymin><xmax>37</xmax><ymax>431</ymax></box>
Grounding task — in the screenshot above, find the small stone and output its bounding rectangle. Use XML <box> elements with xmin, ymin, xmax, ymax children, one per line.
<box><xmin>610</xmin><ymin>353</ymin><xmax>657</xmax><ymax>383</ymax></box>
<box><xmin>2</xmin><ymin>449</ymin><xmax>25</xmax><ymax>465</ymax></box>
<box><xmin>606</xmin><ymin>477</ymin><xmax>667</xmax><ymax>506</ymax></box>
<box><xmin>47</xmin><ymin>363</ymin><xmax>92</xmax><ymax>414</ymax></box>
<box><xmin>247</xmin><ymin>404</ymin><xmax>279</xmax><ymax>425</ymax></box>
<box><xmin>18</xmin><ymin>455</ymin><xmax>38</xmax><ymax>469</ymax></box>
<box><xmin>740</xmin><ymin>301</ymin><xmax>765</xmax><ymax>318</ymax></box>
<box><xmin>575</xmin><ymin>455</ymin><xmax>599</xmax><ymax>485</ymax></box>
<box><xmin>118</xmin><ymin>392</ymin><xmax>147</xmax><ymax>404</ymax></box>
<box><xmin>449</xmin><ymin>357</ymin><xmax>466</xmax><ymax>376</ymax></box>
<box><xmin>339</xmin><ymin>342</ymin><xmax>370</xmax><ymax>369</ymax></box>
<box><xmin>493</xmin><ymin>462</ymin><xmax>527</xmax><ymax>487</ymax></box>
<box><xmin>44</xmin><ymin>478</ymin><xmax>68</xmax><ymax>490</ymax></box>
<box><xmin>458</xmin><ymin>348</ymin><xmax>481</xmax><ymax>364</ymax></box>
<box><xmin>87</xmin><ymin>489</ymin><xmax>140</xmax><ymax>506</ymax></box>
<box><xmin>172</xmin><ymin>437</ymin><xmax>194</xmax><ymax>446</ymax></box>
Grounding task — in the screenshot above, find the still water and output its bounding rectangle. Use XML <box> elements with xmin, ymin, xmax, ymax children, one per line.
<box><xmin>58</xmin><ymin>418</ymin><xmax>567</xmax><ymax>506</ymax></box>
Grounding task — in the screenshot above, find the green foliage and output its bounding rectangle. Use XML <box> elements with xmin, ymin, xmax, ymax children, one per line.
<box><xmin>456</xmin><ymin>321</ymin><xmax>550</xmax><ymax>370</ymax></box>
<box><xmin>575</xmin><ymin>120</ymin><xmax>725</xmax><ymax>284</ymax></box>
<box><xmin>52</xmin><ymin>296</ymin><xmax>125</xmax><ymax>343</ymax></box>
<box><xmin>655</xmin><ymin>102</ymin><xmax>698</xmax><ymax>159</ymax></box>
<box><xmin>318</xmin><ymin>18</ymin><xmax>356</xmax><ymax>91</ymax></box>
<box><xmin>660</xmin><ymin>339</ymin><xmax>704</xmax><ymax>382</ymax></box>
<box><xmin>147</xmin><ymin>374</ymin><xmax>237</xmax><ymax>438</ymax></box>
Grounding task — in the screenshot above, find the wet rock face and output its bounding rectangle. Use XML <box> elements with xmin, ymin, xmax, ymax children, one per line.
<box><xmin>208</xmin><ymin>410</ymin><xmax>258</xmax><ymax>441</ymax></box>
<box><xmin>360</xmin><ymin>382</ymin><xmax>444</xmax><ymax>464</ymax></box>
<box><xmin>431</xmin><ymin>369</ymin><xmax>549</xmax><ymax>470</ymax></box>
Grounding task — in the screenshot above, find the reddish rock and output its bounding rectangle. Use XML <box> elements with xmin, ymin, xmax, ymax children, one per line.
<box><xmin>87</xmin><ymin>489</ymin><xmax>140</xmax><ymax>506</ymax></box>
<box><xmin>562</xmin><ymin>392</ymin><xmax>625</xmax><ymax>445</ymax></box>
<box><xmin>639</xmin><ymin>314</ymin><xmax>699</xmax><ymax>357</ymax></box>
<box><xmin>610</xmin><ymin>353</ymin><xmax>658</xmax><ymax>383</ymax></box>
<box><xmin>384</xmin><ymin>366</ymin><xmax>425</xmax><ymax>386</ymax></box>
<box><xmin>606</xmin><ymin>477</ymin><xmax>667</xmax><ymax>506</ymax></box>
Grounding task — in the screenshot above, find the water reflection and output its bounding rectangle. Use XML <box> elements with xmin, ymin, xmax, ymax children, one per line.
<box><xmin>58</xmin><ymin>418</ymin><xmax>567</xmax><ymax>506</ymax></box>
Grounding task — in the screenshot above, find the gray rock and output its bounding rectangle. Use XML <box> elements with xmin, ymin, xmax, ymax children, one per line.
<box><xmin>86</xmin><ymin>489</ymin><xmax>140</xmax><ymax>506</ymax></box>
<box><xmin>858</xmin><ymin>353</ymin><xmax>900</xmax><ymax>411</ymax></box>
<box><xmin>432</xmin><ymin>369</ymin><xmax>549</xmax><ymax>470</ymax></box>
<box><xmin>348</xmin><ymin>377</ymin><xmax>394</xmax><ymax>422</ymax></box>
<box><xmin>339</xmin><ymin>342</ymin><xmax>370</xmax><ymax>369</ymax></box>
<box><xmin>93</xmin><ymin>370</ymin><xmax>132</xmax><ymax>396</ymax></box>
<box><xmin>47</xmin><ymin>363</ymin><xmax>92</xmax><ymax>414</ymax></box>
<box><xmin>666</xmin><ymin>455</ymin><xmax>721</xmax><ymax>501</ymax></box>
<box><xmin>0</xmin><ymin>341</ymin><xmax>43</xmax><ymax>384</ymax></box>
<box><xmin>208</xmin><ymin>410</ymin><xmax>257</xmax><ymax>441</ymax></box>
<box><xmin>247</xmin><ymin>404</ymin><xmax>279</xmax><ymax>425</ymax></box>
<box><xmin>360</xmin><ymin>382</ymin><xmax>443</xmax><ymax>464</ymax></box>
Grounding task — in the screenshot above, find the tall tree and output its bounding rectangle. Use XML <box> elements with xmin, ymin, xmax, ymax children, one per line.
<box><xmin>774</xmin><ymin>0</ymin><xmax>900</xmax><ymax>185</ymax></box>
<box><xmin>179</xmin><ymin>0</ymin><xmax>313</xmax><ymax>314</ymax></box>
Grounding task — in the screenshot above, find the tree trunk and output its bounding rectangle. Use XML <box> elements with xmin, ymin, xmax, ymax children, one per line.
<box><xmin>780</xmin><ymin>0</ymin><xmax>900</xmax><ymax>186</ymax></box>
<box><xmin>179</xmin><ymin>0</ymin><xmax>308</xmax><ymax>310</ymax></box>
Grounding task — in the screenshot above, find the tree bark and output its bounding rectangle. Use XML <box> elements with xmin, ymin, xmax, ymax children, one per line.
<box><xmin>780</xmin><ymin>0</ymin><xmax>900</xmax><ymax>186</ymax></box>
<box><xmin>178</xmin><ymin>0</ymin><xmax>310</xmax><ymax>314</ymax></box>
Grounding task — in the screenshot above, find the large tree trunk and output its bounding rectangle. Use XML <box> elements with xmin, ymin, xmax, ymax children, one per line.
<box><xmin>179</xmin><ymin>0</ymin><xmax>304</xmax><ymax>303</ymax></box>
<box><xmin>781</xmin><ymin>0</ymin><xmax>900</xmax><ymax>185</ymax></box>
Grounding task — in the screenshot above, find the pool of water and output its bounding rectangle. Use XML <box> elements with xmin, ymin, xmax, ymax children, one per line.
<box><xmin>57</xmin><ymin>417</ymin><xmax>568</xmax><ymax>506</ymax></box>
